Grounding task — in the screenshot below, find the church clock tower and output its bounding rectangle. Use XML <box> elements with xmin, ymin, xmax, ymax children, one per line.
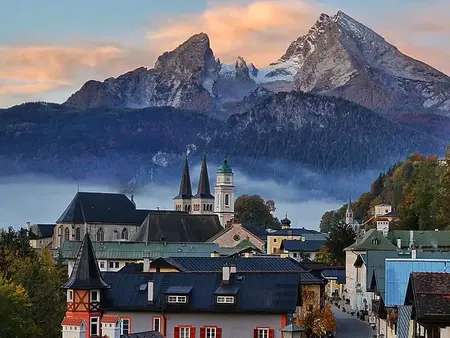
<box><xmin>214</xmin><ymin>155</ymin><xmax>235</xmax><ymax>227</ymax></box>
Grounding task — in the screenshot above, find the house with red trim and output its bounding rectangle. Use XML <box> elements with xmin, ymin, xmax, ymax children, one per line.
<box><xmin>61</xmin><ymin>233</ymin><xmax>304</xmax><ymax>338</ymax></box>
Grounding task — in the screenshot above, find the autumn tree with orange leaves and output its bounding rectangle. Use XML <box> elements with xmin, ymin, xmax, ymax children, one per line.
<box><xmin>296</xmin><ymin>304</ymin><xmax>337</xmax><ymax>338</ymax></box>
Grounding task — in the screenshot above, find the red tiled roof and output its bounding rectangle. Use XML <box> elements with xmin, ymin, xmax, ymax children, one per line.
<box><xmin>61</xmin><ymin>317</ymin><xmax>85</xmax><ymax>326</ymax></box>
<box><xmin>101</xmin><ymin>315</ymin><xmax>119</xmax><ymax>323</ymax></box>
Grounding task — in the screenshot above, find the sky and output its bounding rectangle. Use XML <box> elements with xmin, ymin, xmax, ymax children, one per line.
<box><xmin>0</xmin><ymin>0</ymin><xmax>449</xmax><ymax>107</ymax></box>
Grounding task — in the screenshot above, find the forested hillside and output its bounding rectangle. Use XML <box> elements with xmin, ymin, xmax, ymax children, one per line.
<box><xmin>320</xmin><ymin>148</ymin><xmax>450</xmax><ymax>232</ymax></box>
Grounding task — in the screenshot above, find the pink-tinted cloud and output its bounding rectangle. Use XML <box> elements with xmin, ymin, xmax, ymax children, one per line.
<box><xmin>147</xmin><ymin>0</ymin><xmax>323</xmax><ymax>66</ymax></box>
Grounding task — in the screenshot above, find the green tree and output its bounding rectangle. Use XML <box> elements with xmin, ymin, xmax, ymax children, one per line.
<box><xmin>314</xmin><ymin>245</ymin><xmax>334</xmax><ymax>266</ymax></box>
<box><xmin>11</xmin><ymin>248</ymin><xmax>66</xmax><ymax>338</ymax></box>
<box><xmin>0</xmin><ymin>273</ymin><xmax>37</xmax><ymax>338</ymax></box>
<box><xmin>234</xmin><ymin>195</ymin><xmax>280</xmax><ymax>229</ymax></box>
<box><xmin>325</xmin><ymin>223</ymin><xmax>356</xmax><ymax>266</ymax></box>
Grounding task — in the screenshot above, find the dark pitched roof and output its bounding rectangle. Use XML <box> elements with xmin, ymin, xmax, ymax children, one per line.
<box><xmin>29</xmin><ymin>224</ymin><xmax>55</xmax><ymax>239</ymax></box>
<box><xmin>121</xmin><ymin>331</ymin><xmax>164</xmax><ymax>338</ymax></box>
<box><xmin>56</xmin><ymin>192</ymin><xmax>149</xmax><ymax>225</ymax></box>
<box><xmin>242</xmin><ymin>225</ymin><xmax>269</xmax><ymax>241</ymax></box>
<box><xmin>62</xmin><ymin>233</ymin><xmax>109</xmax><ymax>290</ymax></box>
<box><xmin>174</xmin><ymin>155</ymin><xmax>192</xmax><ymax>200</ymax></box>
<box><xmin>269</xmin><ymin>228</ymin><xmax>327</xmax><ymax>240</ymax></box>
<box><xmin>280</xmin><ymin>239</ymin><xmax>326</xmax><ymax>252</ymax></box>
<box><xmin>150</xmin><ymin>257</ymin><xmax>324</xmax><ymax>285</ymax></box>
<box><xmin>133</xmin><ymin>212</ymin><xmax>223</xmax><ymax>243</ymax></box>
<box><xmin>322</xmin><ymin>268</ymin><xmax>346</xmax><ymax>284</ymax></box>
<box><xmin>102</xmin><ymin>271</ymin><xmax>301</xmax><ymax>313</ymax></box>
<box><xmin>405</xmin><ymin>272</ymin><xmax>450</xmax><ymax>323</ymax></box>
<box><xmin>194</xmin><ymin>154</ymin><xmax>214</xmax><ymax>199</ymax></box>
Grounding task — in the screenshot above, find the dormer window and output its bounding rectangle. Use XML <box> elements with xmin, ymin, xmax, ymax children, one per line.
<box><xmin>90</xmin><ymin>290</ymin><xmax>100</xmax><ymax>302</ymax></box>
<box><xmin>216</xmin><ymin>295</ymin><xmax>235</xmax><ymax>304</ymax></box>
<box><xmin>167</xmin><ymin>295</ymin><xmax>187</xmax><ymax>303</ymax></box>
<box><xmin>67</xmin><ymin>290</ymin><xmax>73</xmax><ymax>302</ymax></box>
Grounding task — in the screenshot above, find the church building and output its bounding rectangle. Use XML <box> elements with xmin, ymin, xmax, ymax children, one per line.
<box><xmin>173</xmin><ymin>155</ymin><xmax>235</xmax><ymax>227</ymax></box>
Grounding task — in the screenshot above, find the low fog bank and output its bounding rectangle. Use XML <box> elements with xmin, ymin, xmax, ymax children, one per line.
<box><xmin>0</xmin><ymin>170</ymin><xmax>343</xmax><ymax>230</ymax></box>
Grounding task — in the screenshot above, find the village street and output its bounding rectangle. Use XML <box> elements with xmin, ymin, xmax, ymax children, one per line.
<box><xmin>333</xmin><ymin>306</ymin><xmax>374</xmax><ymax>338</ymax></box>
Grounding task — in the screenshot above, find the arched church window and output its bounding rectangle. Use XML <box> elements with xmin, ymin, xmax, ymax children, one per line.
<box><xmin>185</xmin><ymin>205</ymin><xmax>188</xmax><ymax>212</ymax></box>
<box><xmin>75</xmin><ymin>227</ymin><xmax>81</xmax><ymax>241</ymax></box>
<box><xmin>97</xmin><ymin>228</ymin><xmax>104</xmax><ymax>242</ymax></box>
<box><xmin>209</xmin><ymin>204</ymin><xmax>213</xmax><ymax>211</ymax></box>
<box><xmin>64</xmin><ymin>227</ymin><xmax>70</xmax><ymax>242</ymax></box>
<box><xmin>121</xmin><ymin>228</ymin><xmax>128</xmax><ymax>240</ymax></box>
<box><xmin>188</xmin><ymin>205</ymin><xmax>191</xmax><ymax>212</ymax></box>
<box><xmin>203</xmin><ymin>204</ymin><xmax>206</xmax><ymax>211</ymax></box>
<box><xmin>113</xmin><ymin>230</ymin><xmax>119</xmax><ymax>240</ymax></box>
<box><xmin>225</xmin><ymin>194</ymin><xmax>229</xmax><ymax>206</ymax></box>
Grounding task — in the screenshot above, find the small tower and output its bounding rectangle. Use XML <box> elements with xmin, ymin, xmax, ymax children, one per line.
<box><xmin>173</xmin><ymin>155</ymin><xmax>193</xmax><ymax>212</ymax></box>
<box><xmin>101</xmin><ymin>315</ymin><xmax>121</xmax><ymax>338</ymax></box>
<box><xmin>214</xmin><ymin>155</ymin><xmax>235</xmax><ymax>227</ymax></box>
<box><xmin>62</xmin><ymin>233</ymin><xmax>110</xmax><ymax>338</ymax></box>
<box><xmin>192</xmin><ymin>154</ymin><xmax>215</xmax><ymax>214</ymax></box>
<box><xmin>345</xmin><ymin>197</ymin><xmax>354</xmax><ymax>226</ymax></box>
<box><xmin>281</xmin><ymin>214</ymin><xmax>291</xmax><ymax>229</ymax></box>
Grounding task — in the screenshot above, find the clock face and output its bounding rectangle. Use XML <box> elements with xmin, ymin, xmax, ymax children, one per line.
<box><xmin>225</xmin><ymin>177</ymin><xmax>230</xmax><ymax>183</ymax></box>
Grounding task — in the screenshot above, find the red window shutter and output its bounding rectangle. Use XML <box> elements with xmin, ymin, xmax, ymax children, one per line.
<box><xmin>269</xmin><ymin>329</ymin><xmax>274</xmax><ymax>338</ymax></box>
<box><xmin>200</xmin><ymin>327</ymin><xmax>206</xmax><ymax>338</ymax></box>
<box><xmin>191</xmin><ymin>327</ymin><xmax>196</xmax><ymax>338</ymax></box>
<box><xmin>254</xmin><ymin>328</ymin><xmax>258</xmax><ymax>338</ymax></box>
<box><xmin>217</xmin><ymin>328</ymin><xmax>223</xmax><ymax>338</ymax></box>
<box><xmin>174</xmin><ymin>326</ymin><xmax>180</xmax><ymax>338</ymax></box>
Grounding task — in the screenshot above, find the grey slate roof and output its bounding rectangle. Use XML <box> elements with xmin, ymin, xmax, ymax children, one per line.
<box><xmin>280</xmin><ymin>239</ymin><xmax>326</xmax><ymax>252</ymax></box>
<box><xmin>193</xmin><ymin>154</ymin><xmax>214</xmax><ymax>199</ymax></box>
<box><xmin>133</xmin><ymin>211</ymin><xmax>223</xmax><ymax>243</ymax></box>
<box><xmin>62</xmin><ymin>233</ymin><xmax>110</xmax><ymax>290</ymax></box>
<box><xmin>102</xmin><ymin>271</ymin><xmax>301</xmax><ymax>313</ymax></box>
<box><xmin>56</xmin><ymin>192</ymin><xmax>150</xmax><ymax>225</ymax></box>
<box><xmin>29</xmin><ymin>224</ymin><xmax>55</xmax><ymax>239</ymax></box>
<box><xmin>322</xmin><ymin>268</ymin><xmax>346</xmax><ymax>284</ymax></box>
<box><xmin>121</xmin><ymin>331</ymin><xmax>164</xmax><ymax>338</ymax></box>
<box><xmin>174</xmin><ymin>155</ymin><xmax>192</xmax><ymax>200</ymax></box>
<box><xmin>150</xmin><ymin>257</ymin><xmax>324</xmax><ymax>284</ymax></box>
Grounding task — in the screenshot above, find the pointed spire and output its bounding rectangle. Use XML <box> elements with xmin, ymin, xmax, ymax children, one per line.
<box><xmin>194</xmin><ymin>154</ymin><xmax>214</xmax><ymax>199</ymax></box>
<box><xmin>62</xmin><ymin>233</ymin><xmax>109</xmax><ymax>290</ymax></box>
<box><xmin>174</xmin><ymin>155</ymin><xmax>192</xmax><ymax>199</ymax></box>
<box><xmin>347</xmin><ymin>196</ymin><xmax>353</xmax><ymax>213</ymax></box>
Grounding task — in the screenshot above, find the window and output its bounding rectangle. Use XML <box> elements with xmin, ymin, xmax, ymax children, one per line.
<box><xmin>225</xmin><ymin>194</ymin><xmax>229</xmax><ymax>206</ymax></box>
<box><xmin>167</xmin><ymin>295</ymin><xmax>187</xmax><ymax>303</ymax></box>
<box><xmin>216</xmin><ymin>296</ymin><xmax>234</xmax><ymax>304</ymax></box>
<box><xmin>75</xmin><ymin>227</ymin><xmax>81</xmax><ymax>241</ymax></box>
<box><xmin>121</xmin><ymin>228</ymin><xmax>128</xmax><ymax>240</ymax></box>
<box><xmin>90</xmin><ymin>317</ymin><xmax>99</xmax><ymax>336</ymax></box>
<box><xmin>67</xmin><ymin>290</ymin><xmax>73</xmax><ymax>302</ymax></box>
<box><xmin>152</xmin><ymin>317</ymin><xmax>161</xmax><ymax>332</ymax></box>
<box><xmin>180</xmin><ymin>327</ymin><xmax>190</xmax><ymax>338</ymax></box>
<box><xmin>121</xmin><ymin>319</ymin><xmax>130</xmax><ymax>334</ymax></box>
<box><xmin>90</xmin><ymin>290</ymin><xmax>100</xmax><ymax>302</ymax></box>
<box><xmin>257</xmin><ymin>328</ymin><xmax>269</xmax><ymax>338</ymax></box>
<box><xmin>113</xmin><ymin>230</ymin><xmax>119</xmax><ymax>240</ymax></box>
<box><xmin>109</xmin><ymin>261</ymin><xmax>114</xmax><ymax>269</ymax></box>
<box><xmin>206</xmin><ymin>327</ymin><xmax>216</xmax><ymax>338</ymax></box>
<box><xmin>115</xmin><ymin>261</ymin><xmax>120</xmax><ymax>269</ymax></box>
<box><xmin>64</xmin><ymin>227</ymin><xmax>70</xmax><ymax>242</ymax></box>
<box><xmin>96</xmin><ymin>227</ymin><xmax>104</xmax><ymax>242</ymax></box>
<box><xmin>99</xmin><ymin>261</ymin><xmax>105</xmax><ymax>269</ymax></box>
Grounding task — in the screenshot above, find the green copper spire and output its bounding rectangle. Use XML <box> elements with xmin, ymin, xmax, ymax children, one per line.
<box><xmin>217</xmin><ymin>155</ymin><xmax>233</xmax><ymax>174</ymax></box>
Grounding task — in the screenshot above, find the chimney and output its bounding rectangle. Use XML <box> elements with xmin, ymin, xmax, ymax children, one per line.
<box><xmin>230</xmin><ymin>265</ymin><xmax>237</xmax><ymax>274</ymax></box>
<box><xmin>222</xmin><ymin>266</ymin><xmax>230</xmax><ymax>285</ymax></box>
<box><xmin>244</xmin><ymin>252</ymin><xmax>253</xmax><ymax>258</ymax></box>
<box><xmin>143</xmin><ymin>258</ymin><xmax>151</xmax><ymax>272</ymax></box>
<box><xmin>409</xmin><ymin>230</ymin><xmax>414</xmax><ymax>248</ymax></box>
<box><xmin>210</xmin><ymin>251</ymin><xmax>220</xmax><ymax>258</ymax></box>
<box><xmin>397</xmin><ymin>237</ymin><xmax>402</xmax><ymax>249</ymax></box>
<box><xmin>411</xmin><ymin>249</ymin><xmax>417</xmax><ymax>259</ymax></box>
<box><xmin>148</xmin><ymin>281</ymin><xmax>154</xmax><ymax>302</ymax></box>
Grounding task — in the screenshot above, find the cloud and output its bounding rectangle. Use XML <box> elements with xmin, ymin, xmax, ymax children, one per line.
<box><xmin>0</xmin><ymin>45</ymin><xmax>154</xmax><ymax>107</ymax></box>
<box><xmin>147</xmin><ymin>0</ymin><xmax>322</xmax><ymax>66</ymax></box>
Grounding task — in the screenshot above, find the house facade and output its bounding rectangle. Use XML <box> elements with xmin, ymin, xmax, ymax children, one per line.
<box><xmin>61</xmin><ymin>234</ymin><xmax>303</xmax><ymax>338</ymax></box>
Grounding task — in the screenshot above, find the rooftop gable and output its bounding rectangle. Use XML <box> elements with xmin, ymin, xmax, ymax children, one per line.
<box><xmin>56</xmin><ymin>191</ymin><xmax>148</xmax><ymax>225</ymax></box>
<box><xmin>345</xmin><ymin>229</ymin><xmax>398</xmax><ymax>251</ymax></box>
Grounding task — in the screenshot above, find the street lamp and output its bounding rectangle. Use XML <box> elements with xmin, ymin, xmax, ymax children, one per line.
<box><xmin>280</xmin><ymin>323</ymin><xmax>304</xmax><ymax>338</ymax></box>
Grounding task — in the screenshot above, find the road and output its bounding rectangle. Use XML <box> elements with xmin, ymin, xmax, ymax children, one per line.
<box><xmin>333</xmin><ymin>307</ymin><xmax>374</xmax><ymax>338</ymax></box>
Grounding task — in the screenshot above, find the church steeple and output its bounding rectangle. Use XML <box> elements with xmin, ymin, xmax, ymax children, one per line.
<box><xmin>174</xmin><ymin>155</ymin><xmax>193</xmax><ymax>199</ymax></box>
<box><xmin>173</xmin><ymin>155</ymin><xmax>193</xmax><ymax>212</ymax></box>
<box><xmin>346</xmin><ymin>196</ymin><xmax>354</xmax><ymax>226</ymax></box>
<box><xmin>194</xmin><ymin>154</ymin><xmax>214</xmax><ymax>199</ymax></box>
<box><xmin>62</xmin><ymin>233</ymin><xmax>109</xmax><ymax>290</ymax></box>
